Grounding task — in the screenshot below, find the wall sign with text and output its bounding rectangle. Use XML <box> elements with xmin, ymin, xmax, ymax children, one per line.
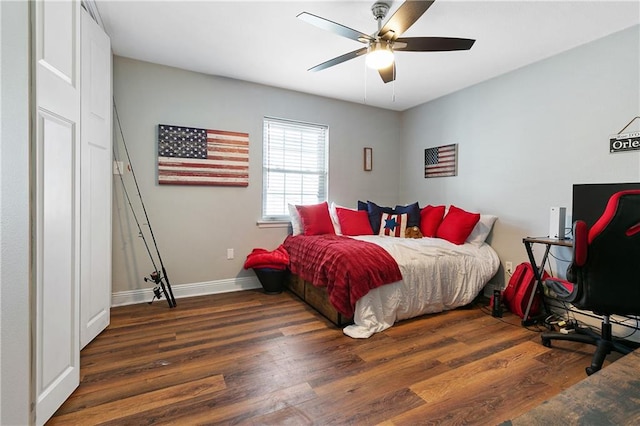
<box><xmin>610</xmin><ymin>131</ymin><xmax>640</xmax><ymax>153</ymax></box>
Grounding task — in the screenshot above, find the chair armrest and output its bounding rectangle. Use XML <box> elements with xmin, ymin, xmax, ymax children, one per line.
<box><xmin>565</xmin><ymin>220</ymin><xmax>587</xmax><ymax>283</ymax></box>
<box><xmin>573</xmin><ymin>220</ymin><xmax>588</xmax><ymax>267</ymax></box>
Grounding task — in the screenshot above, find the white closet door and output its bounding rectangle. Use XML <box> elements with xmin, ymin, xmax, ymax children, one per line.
<box><xmin>34</xmin><ymin>0</ymin><xmax>81</xmax><ymax>424</ymax></box>
<box><xmin>80</xmin><ymin>8</ymin><xmax>112</xmax><ymax>349</ymax></box>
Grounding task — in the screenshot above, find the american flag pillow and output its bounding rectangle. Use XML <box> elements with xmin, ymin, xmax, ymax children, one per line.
<box><xmin>379</xmin><ymin>213</ymin><xmax>408</xmax><ymax>237</ymax></box>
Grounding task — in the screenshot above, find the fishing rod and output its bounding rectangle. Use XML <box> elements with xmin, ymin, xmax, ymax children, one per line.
<box><xmin>113</xmin><ymin>100</ymin><xmax>176</xmax><ymax>308</ymax></box>
<box><xmin>112</xmin><ymin>153</ymin><xmax>173</xmax><ymax>307</ymax></box>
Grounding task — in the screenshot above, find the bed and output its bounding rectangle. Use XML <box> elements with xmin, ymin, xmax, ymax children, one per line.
<box><xmin>283</xmin><ymin>233</ymin><xmax>500</xmax><ymax>338</ymax></box>
<box><xmin>283</xmin><ymin>200</ymin><xmax>501</xmax><ymax>338</ymax></box>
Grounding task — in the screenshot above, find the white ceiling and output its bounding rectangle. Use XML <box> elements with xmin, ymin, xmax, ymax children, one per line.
<box><xmin>95</xmin><ymin>1</ymin><xmax>640</xmax><ymax>111</ymax></box>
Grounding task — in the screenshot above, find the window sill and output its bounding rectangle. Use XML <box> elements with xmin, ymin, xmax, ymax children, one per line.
<box><xmin>257</xmin><ymin>220</ymin><xmax>290</xmax><ymax>229</ymax></box>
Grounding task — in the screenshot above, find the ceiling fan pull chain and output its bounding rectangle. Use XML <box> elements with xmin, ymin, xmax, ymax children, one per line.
<box><xmin>392</xmin><ymin>67</ymin><xmax>396</xmax><ymax>102</ymax></box>
<box><xmin>363</xmin><ymin>60</ymin><xmax>368</xmax><ymax>104</ymax></box>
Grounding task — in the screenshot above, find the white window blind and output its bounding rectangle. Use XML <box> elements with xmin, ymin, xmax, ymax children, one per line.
<box><xmin>262</xmin><ymin>117</ymin><xmax>328</xmax><ymax>220</ymax></box>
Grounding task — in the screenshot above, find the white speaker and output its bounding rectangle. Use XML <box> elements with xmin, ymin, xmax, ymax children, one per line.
<box><xmin>549</xmin><ymin>207</ymin><xmax>566</xmax><ymax>239</ymax></box>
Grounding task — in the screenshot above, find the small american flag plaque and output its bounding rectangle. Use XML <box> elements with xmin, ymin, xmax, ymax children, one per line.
<box><xmin>158</xmin><ymin>124</ymin><xmax>249</xmax><ymax>186</ymax></box>
<box><xmin>425</xmin><ymin>144</ymin><xmax>457</xmax><ymax>178</ymax></box>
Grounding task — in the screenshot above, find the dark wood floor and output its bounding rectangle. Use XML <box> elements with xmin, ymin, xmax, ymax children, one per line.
<box><xmin>48</xmin><ymin>289</ymin><xmax>615</xmax><ymax>425</ymax></box>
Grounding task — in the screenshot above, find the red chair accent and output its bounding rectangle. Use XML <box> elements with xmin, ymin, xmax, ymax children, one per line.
<box><xmin>541</xmin><ymin>190</ymin><xmax>640</xmax><ymax>375</ymax></box>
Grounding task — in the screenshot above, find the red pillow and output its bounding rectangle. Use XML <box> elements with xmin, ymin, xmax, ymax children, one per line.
<box><xmin>336</xmin><ymin>207</ymin><xmax>373</xmax><ymax>236</ymax></box>
<box><xmin>436</xmin><ymin>205</ymin><xmax>480</xmax><ymax>245</ymax></box>
<box><xmin>296</xmin><ymin>202</ymin><xmax>336</xmax><ymax>236</ymax></box>
<box><xmin>420</xmin><ymin>205</ymin><xmax>446</xmax><ymax>237</ymax></box>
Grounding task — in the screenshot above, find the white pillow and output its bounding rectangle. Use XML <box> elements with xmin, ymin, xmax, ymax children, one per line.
<box><xmin>329</xmin><ymin>202</ymin><xmax>343</xmax><ymax>235</ymax></box>
<box><xmin>288</xmin><ymin>203</ymin><xmax>302</xmax><ymax>236</ymax></box>
<box><xmin>466</xmin><ymin>214</ymin><xmax>498</xmax><ymax>246</ymax></box>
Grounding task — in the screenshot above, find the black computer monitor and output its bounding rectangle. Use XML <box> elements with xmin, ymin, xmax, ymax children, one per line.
<box><xmin>572</xmin><ymin>182</ymin><xmax>640</xmax><ymax>229</ymax></box>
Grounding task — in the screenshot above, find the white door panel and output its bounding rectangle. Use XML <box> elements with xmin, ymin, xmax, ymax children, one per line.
<box><xmin>35</xmin><ymin>113</ymin><xmax>79</xmax><ymax>416</ymax></box>
<box><xmin>35</xmin><ymin>0</ymin><xmax>78</xmax><ymax>110</ymax></box>
<box><xmin>38</xmin><ymin>1</ymin><xmax>74</xmax><ymax>83</ymax></box>
<box><xmin>34</xmin><ymin>0</ymin><xmax>81</xmax><ymax>424</ymax></box>
<box><xmin>80</xmin><ymin>8</ymin><xmax>112</xmax><ymax>349</ymax></box>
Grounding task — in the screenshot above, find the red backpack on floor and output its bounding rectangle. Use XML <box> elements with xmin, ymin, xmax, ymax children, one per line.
<box><xmin>502</xmin><ymin>262</ymin><xmax>548</xmax><ymax>319</ymax></box>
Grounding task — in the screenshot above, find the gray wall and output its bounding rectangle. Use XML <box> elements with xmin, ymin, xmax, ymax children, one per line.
<box><xmin>400</xmin><ymin>25</ymin><xmax>640</xmax><ymax>287</ymax></box>
<box><xmin>113</xmin><ymin>25</ymin><xmax>640</xmax><ymax>297</ymax></box>
<box><xmin>0</xmin><ymin>1</ymin><xmax>31</xmax><ymax>424</ymax></box>
<box><xmin>112</xmin><ymin>57</ymin><xmax>402</xmax><ymax>294</ymax></box>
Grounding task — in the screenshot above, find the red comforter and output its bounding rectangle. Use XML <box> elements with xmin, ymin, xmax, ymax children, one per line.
<box><xmin>243</xmin><ymin>245</ymin><xmax>289</xmax><ymax>270</ymax></box>
<box><xmin>283</xmin><ymin>234</ymin><xmax>402</xmax><ymax>318</ymax></box>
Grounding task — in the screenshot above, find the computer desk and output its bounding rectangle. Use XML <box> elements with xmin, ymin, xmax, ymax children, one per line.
<box><xmin>521</xmin><ymin>236</ymin><xmax>573</xmax><ymax>326</ymax></box>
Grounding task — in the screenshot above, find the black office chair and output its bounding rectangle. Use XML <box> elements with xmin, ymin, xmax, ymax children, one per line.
<box><xmin>541</xmin><ymin>189</ymin><xmax>640</xmax><ymax>375</ymax></box>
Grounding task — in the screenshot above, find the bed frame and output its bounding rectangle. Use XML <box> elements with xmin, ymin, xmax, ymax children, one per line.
<box><xmin>285</xmin><ymin>273</ymin><xmax>352</xmax><ymax>326</ymax></box>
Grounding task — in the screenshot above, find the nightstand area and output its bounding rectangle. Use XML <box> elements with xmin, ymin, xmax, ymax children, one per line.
<box><xmin>521</xmin><ymin>236</ymin><xmax>573</xmax><ymax>326</ymax></box>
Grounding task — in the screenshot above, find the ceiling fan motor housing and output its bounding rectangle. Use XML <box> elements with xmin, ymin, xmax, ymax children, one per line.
<box><xmin>371</xmin><ymin>2</ymin><xmax>391</xmax><ymax>22</ymax></box>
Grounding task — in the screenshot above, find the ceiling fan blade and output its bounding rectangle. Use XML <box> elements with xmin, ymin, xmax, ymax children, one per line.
<box><xmin>378</xmin><ymin>62</ymin><xmax>396</xmax><ymax>83</ymax></box>
<box><xmin>379</xmin><ymin>0</ymin><xmax>435</xmax><ymax>41</ymax></box>
<box><xmin>394</xmin><ymin>37</ymin><xmax>475</xmax><ymax>52</ymax></box>
<box><xmin>308</xmin><ymin>47</ymin><xmax>369</xmax><ymax>72</ymax></box>
<box><xmin>298</xmin><ymin>12</ymin><xmax>374</xmax><ymax>43</ymax></box>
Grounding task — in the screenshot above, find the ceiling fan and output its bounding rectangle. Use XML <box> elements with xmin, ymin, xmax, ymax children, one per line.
<box><xmin>298</xmin><ymin>0</ymin><xmax>475</xmax><ymax>83</ymax></box>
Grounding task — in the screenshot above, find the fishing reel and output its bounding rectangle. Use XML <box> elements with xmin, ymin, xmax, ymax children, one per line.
<box><xmin>144</xmin><ymin>270</ymin><xmax>162</xmax><ymax>285</ymax></box>
<box><xmin>144</xmin><ymin>270</ymin><xmax>176</xmax><ymax>308</ymax></box>
<box><xmin>145</xmin><ymin>271</ymin><xmax>165</xmax><ymax>304</ymax></box>
<box><xmin>151</xmin><ymin>286</ymin><xmax>162</xmax><ymax>301</ymax></box>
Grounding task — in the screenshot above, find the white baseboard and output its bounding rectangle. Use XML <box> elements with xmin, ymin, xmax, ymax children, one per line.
<box><xmin>111</xmin><ymin>276</ymin><xmax>262</xmax><ymax>307</ymax></box>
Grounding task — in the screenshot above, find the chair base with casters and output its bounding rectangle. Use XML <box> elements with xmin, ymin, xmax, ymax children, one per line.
<box><xmin>541</xmin><ymin>315</ymin><xmax>639</xmax><ymax>375</ymax></box>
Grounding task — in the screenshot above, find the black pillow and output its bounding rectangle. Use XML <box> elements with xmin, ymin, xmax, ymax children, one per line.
<box><xmin>395</xmin><ymin>202</ymin><xmax>421</xmax><ymax>228</ymax></box>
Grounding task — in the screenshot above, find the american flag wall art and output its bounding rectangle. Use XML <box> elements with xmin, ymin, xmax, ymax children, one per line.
<box><xmin>158</xmin><ymin>124</ymin><xmax>249</xmax><ymax>186</ymax></box>
<box><xmin>425</xmin><ymin>143</ymin><xmax>458</xmax><ymax>178</ymax></box>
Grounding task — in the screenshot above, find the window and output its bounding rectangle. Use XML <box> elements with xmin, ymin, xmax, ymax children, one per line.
<box><xmin>262</xmin><ymin>117</ymin><xmax>328</xmax><ymax>220</ymax></box>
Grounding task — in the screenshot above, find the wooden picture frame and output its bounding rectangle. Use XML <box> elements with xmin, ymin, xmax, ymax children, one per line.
<box><xmin>364</xmin><ymin>147</ymin><xmax>373</xmax><ymax>171</ymax></box>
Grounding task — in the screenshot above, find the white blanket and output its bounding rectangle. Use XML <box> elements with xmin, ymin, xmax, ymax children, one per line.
<box><xmin>343</xmin><ymin>236</ymin><xmax>500</xmax><ymax>338</ymax></box>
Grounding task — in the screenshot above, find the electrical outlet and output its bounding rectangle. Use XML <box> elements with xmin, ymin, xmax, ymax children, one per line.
<box><xmin>227</xmin><ymin>248</ymin><xmax>234</xmax><ymax>260</ymax></box>
<box><xmin>505</xmin><ymin>261</ymin><xmax>513</xmax><ymax>275</ymax></box>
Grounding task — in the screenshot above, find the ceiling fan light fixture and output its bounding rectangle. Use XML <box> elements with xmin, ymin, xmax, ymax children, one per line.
<box><xmin>366</xmin><ymin>41</ymin><xmax>394</xmax><ymax>70</ymax></box>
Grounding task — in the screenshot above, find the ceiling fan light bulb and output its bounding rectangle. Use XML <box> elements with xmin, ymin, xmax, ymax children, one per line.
<box><xmin>366</xmin><ymin>44</ymin><xmax>394</xmax><ymax>69</ymax></box>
